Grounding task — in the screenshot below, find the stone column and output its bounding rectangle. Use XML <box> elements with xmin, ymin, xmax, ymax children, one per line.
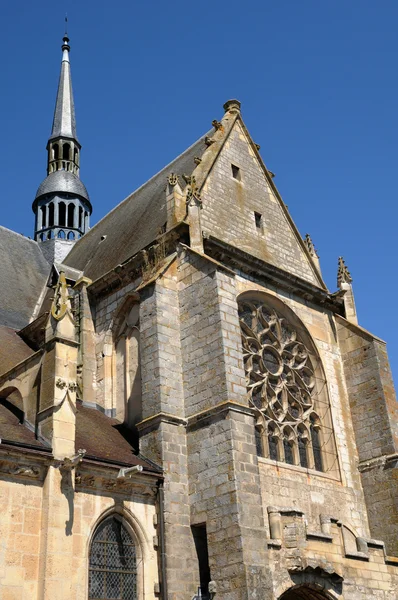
<box><xmin>36</xmin><ymin>205</ymin><xmax>43</xmax><ymax>233</ymax></box>
<box><xmin>179</xmin><ymin>247</ymin><xmax>271</xmax><ymax>600</ymax></box>
<box><xmin>337</xmin><ymin>315</ymin><xmax>398</xmax><ymax>555</ymax></box>
<box><xmin>74</xmin><ymin>277</ymin><xmax>95</xmax><ymax>406</ymax></box>
<box><xmin>72</xmin><ymin>202</ymin><xmax>78</xmax><ymax>229</ymax></box>
<box><xmin>54</xmin><ymin>200</ymin><xmax>59</xmax><ymax>228</ymax></box>
<box><xmin>137</xmin><ymin>267</ymin><xmax>200</xmax><ymax>599</ymax></box>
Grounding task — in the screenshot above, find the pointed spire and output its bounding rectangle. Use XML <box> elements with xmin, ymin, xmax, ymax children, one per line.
<box><xmin>49</xmin><ymin>33</ymin><xmax>78</xmax><ymax>142</ymax></box>
<box><xmin>337</xmin><ymin>256</ymin><xmax>352</xmax><ymax>289</ymax></box>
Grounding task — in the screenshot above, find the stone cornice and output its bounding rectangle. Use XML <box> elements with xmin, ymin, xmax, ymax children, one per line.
<box><xmin>186</xmin><ymin>401</ymin><xmax>256</xmax><ymax>430</ymax></box>
<box><xmin>136</xmin><ymin>412</ymin><xmax>188</xmax><ymax>434</ymax></box>
<box><xmin>87</xmin><ymin>223</ymin><xmax>190</xmax><ymax>300</ymax></box>
<box><xmin>203</xmin><ymin>234</ymin><xmax>346</xmax><ymax>315</ymax></box>
<box><xmin>358</xmin><ymin>452</ymin><xmax>398</xmax><ymax>473</ymax></box>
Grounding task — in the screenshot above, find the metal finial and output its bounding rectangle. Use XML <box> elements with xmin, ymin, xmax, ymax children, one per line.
<box><xmin>65</xmin><ymin>14</ymin><xmax>68</xmax><ymax>35</ymax></box>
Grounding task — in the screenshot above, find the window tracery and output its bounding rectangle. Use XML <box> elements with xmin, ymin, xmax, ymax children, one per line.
<box><xmin>89</xmin><ymin>517</ymin><xmax>137</xmax><ymax>600</ymax></box>
<box><xmin>238</xmin><ymin>298</ymin><xmax>331</xmax><ymax>472</ymax></box>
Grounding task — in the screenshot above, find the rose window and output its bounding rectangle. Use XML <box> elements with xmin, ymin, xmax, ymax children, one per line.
<box><xmin>238</xmin><ymin>299</ymin><xmax>324</xmax><ymax>471</ymax></box>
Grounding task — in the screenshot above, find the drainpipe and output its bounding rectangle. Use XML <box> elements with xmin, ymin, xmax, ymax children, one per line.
<box><xmin>157</xmin><ymin>480</ymin><xmax>168</xmax><ymax>600</ymax></box>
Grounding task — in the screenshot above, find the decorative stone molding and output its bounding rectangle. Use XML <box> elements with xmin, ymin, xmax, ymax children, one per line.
<box><xmin>304</xmin><ymin>233</ymin><xmax>319</xmax><ymax>259</ymax></box>
<box><xmin>239</xmin><ymin>299</ymin><xmax>325</xmax><ymax>469</ymax></box>
<box><xmin>266</xmin><ymin>505</ymin><xmax>397</xmax><ymax>569</ymax></box>
<box><xmin>56</xmin><ymin>377</ymin><xmax>67</xmax><ymax>389</ymax></box>
<box><xmin>51</xmin><ymin>271</ymin><xmax>72</xmax><ymax>321</ymax></box>
<box><xmin>358</xmin><ymin>452</ymin><xmax>398</xmax><ymax>473</ymax></box>
<box><xmin>167</xmin><ymin>173</ymin><xmax>179</xmax><ymax>187</ymax></box>
<box><xmin>288</xmin><ymin>561</ymin><xmax>344</xmax><ymax>584</ymax></box>
<box><xmin>8</xmin><ymin>465</ymin><xmax>40</xmax><ymax>478</ymax></box>
<box><xmin>58</xmin><ymin>449</ymin><xmax>86</xmax><ymax>471</ymax></box>
<box><xmin>211</xmin><ymin>119</ymin><xmax>223</xmax><ymax>131</ymax></box>
<box><xmin>205</xmin><ymin>136</ymin><xmax>216</xmax><ymax>146</ymax></box>
<box><xmin>56</xmin><ymin>378</ymin><xmax>78</xmax><ymax>392</ymax></box>
<box><xmin>183</xmin><ymin>174</ymin><xmax>202</xmax><ymax>206</ymax></box>
<box><xmin>337</xmin><ymin>256</ymin><xmax>352</xmax><ymax>288</ymax></box>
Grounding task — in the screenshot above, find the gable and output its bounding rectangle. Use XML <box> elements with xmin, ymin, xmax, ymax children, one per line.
<box><xmin>200</xmin><ymin>119</ymin><xmax>323</xmax><ymax>288</ymax></box>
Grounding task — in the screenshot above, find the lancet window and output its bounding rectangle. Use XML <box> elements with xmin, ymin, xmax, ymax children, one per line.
<box><xmin>89</xmin><ymin>517</ymin><xmax>137</xmax><ymax>600</ymax></box>
<box><xmin>113</xmin><ymin>300</ymin><xmax>142</xmax><ymax>427</ymax></box>
<box><xmin>238</xmin><ymin>296</ymin><xmax>337</xmax><ymax>474</ymax></box>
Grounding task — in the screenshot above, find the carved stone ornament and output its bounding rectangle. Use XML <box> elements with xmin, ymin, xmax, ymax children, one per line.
<box><xmin>238</xmin><ymin>299</ymin><xmax>323</xmax><ymax>470</ymax></box>
<box><xmin>212</xmin><ymin>119</ymin><xmax>222</xmax><ymax>131</ymax></box>
<box><xmin>167</xmin><ymin>173</ymin><xmax>179</xmax><ymax>187</ymax></box>
<box><xmin>51</xmin><ymin>271</ymin><xmax>71</xmax><ymax>321</ymax></box>
<box><xmin>304</xmin><ymin>233</ymin><xmax>319</xmax><ymax>259</ymax></box>
<box><xmin>183</xmin><ymin>174</ymin><xmax>201</xmax><ymax>205</ymax></box>
<box><xmin>337</xmin><ymin>256</ymin><xmax>352</xmax><ymax>288</ymax></box>
<box><xmin>56</xmin><ymin>377</ymin><xmax>67</xmax><ymax>389</ymax></box>
<box><xmin>8</xmin><ymin>465</ymin><xmax>40</xmax><ymax>478</ymax></box>
<box><xmin>68</xmin><ymin>381</ymin><xmax>78</xmax><ymax>392</ymax></box>
<box><xmin>239</xmin><ymin>300</ymin><xmax>317</xmax><ymax>423</ymax></box>
<box><xmin>76</xmin><ymin>474</ymin><xmax>95</xmax><ymax>488</ymax></box>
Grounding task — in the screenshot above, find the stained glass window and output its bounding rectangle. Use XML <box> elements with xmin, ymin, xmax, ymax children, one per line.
<box><xmin>238</xmin><ymin>298</ymin><xmax>327</xmax><ymax>472</ymax></box>
<box><xmin>89</xmin><ymin>517</ymin><xmax>137</xmax><ymax>600</ymax></box>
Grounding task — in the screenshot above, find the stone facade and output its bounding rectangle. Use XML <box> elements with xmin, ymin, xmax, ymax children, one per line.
<box><xmin>0</xmin><ymin>98</ymin><xmax>397</xmax><ymax>600</ymax></box>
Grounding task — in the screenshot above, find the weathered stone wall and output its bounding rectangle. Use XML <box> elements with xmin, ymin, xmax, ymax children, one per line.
<box><xmin>0</xmin><ymin>476</ymin><xmax>43</xmax><ymax>599</ymax></box>
<box><xmin>234</xmin><ymin>274</ymin><xmax>371</xmax><ymax>539</ymax></box>
<box><xmin>269</xmin><ymin>513</ymin><xmax>398</xmax><ymax>599</ymax></box>
<box><xmin>179</xmin><ymin>249</ymin><xmax>271</xmax><ymax>599</ymax></box>
<box><xmin>200</xmin><ymin>120</ymin><xmax>320</xmax><ymax>286</ymax></box>
<box><xmin>138</xmin><ymin>267</ymin><xmax>200</xmax><ymax>600</ymax></box>
<box><xmin>0</xmin><ymin>466</ymin><xmax>158</xmax><ymax>600</ymax></box>
<box><xmin>337</xmin><ymin>317</ymin><xmax>398</xmax><ymax>556</ymax></box>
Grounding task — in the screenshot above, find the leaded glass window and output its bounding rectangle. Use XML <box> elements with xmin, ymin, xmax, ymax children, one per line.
<box><xmin>238</xmin><ymin>298</ymin><xmax>327</xmax><ymax>471</ymax></box>
<box><xmin>89</xmin><ymin>517</ymin><xmax>137</xmax><ymax>600</ymax></box>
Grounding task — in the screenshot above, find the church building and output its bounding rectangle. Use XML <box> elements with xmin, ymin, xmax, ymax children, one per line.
<box><xmin>0</xmin><ymin>34</ymin><xmax>397</xmax><ymax>600</ymax></box>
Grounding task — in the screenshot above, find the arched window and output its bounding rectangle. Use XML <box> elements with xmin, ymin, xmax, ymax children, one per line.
<box><xmin>238</xmin><ymin>295</ymin><xmax>338</xmax><ymax>475</ymax></box>
<box><xmin>89</xmin><ymin>517</ymin><xmax>137</xmax><ymax>600</ymax></box>
<box><xmin>67</xmin><ymin>203</ymin><xmax>75</xmax><ymax>227</ymax></box>
<box><xmin>53</xmin><ymin>143</ymin><xmax>59</xmax><ymax>160</ymax></box>
<box><xmin>67</xmin><ymin>231</ymin><xmax>75</xmax><ymax>240</ymax></box>
<box><xmin>40</xmin><ymin>205</ymin><xmax>46</xmax><ymax>228</ymax></box>
<box><xmin>113</xmin><ymin>301</ymin><xmax>142</xmax><ymax>426</ymax></box>
<box><xmin>59</xmin><ymin>202</ymin><xmax>66</xmax><ymax>227</ymax></box>
<box><xmin>79</xmin><ymin>206</ymin><xmax>83</xmax><ymax>229</ymax></box>
<box><xmin>63</xmin><ymin>143</ymin><xmax>70</xmax><ymax>160</ymax></box>
<box><xmin>58</xmin><ymin>230</ymin><xmax>65</xmax><ymax>239</ymax></box>
<box><xmin>74</xmin><ymin>148</ymin><xmax>79</xmax><ymax>164</ymax></box>
<box><xmin>48</xmin><ymin>202</ymin><xmax>54</xmax><ymax>227</ymax></box>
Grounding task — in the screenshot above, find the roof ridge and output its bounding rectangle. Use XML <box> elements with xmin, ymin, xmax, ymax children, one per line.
<box><xmin>0</xmin><ymin>225</ymin><xmax>40</xmax><ymax>246</ymax></box>
<box><xmin>70</xmin><ymin>130</ymin><xmax>211</xmax><ymax>240</ymax></box>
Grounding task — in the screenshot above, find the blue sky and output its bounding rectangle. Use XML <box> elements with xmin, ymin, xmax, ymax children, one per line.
<box><xmin>1</xmin><ymin>1</ymin><xmax>397</xmax><ymax>380</ymax></box>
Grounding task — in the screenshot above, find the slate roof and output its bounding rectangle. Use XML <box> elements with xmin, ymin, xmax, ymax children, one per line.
<box><xmin>34</xmin><ymin>171</ymin><xmax>90</xmax><ymax>204</ymax></box>
<box><xmin>49</xmin><ymin>37</ymin><xmax>78</xmax><ymax>142</ymax></box>
<box><xmin>65</xmin><ymin>133</ymin><xmax>210</xmax><ymax>281</ymax></box>
<box><xmin>76</xmin><ymin>402</ymin><xmax>161</xmax><ymax>471</ymax></box>
<box><xmin>0</xmin><ymin>397</ymin><xmax>160</xmax><ymax>472</ymax></box>
<box><xmin>0</xmin><ymin>397</ymin><xmax>48</xmax><ymax>449</ymax></box>
<box><xmin>0</xmin><ymin>227</ymin><xmax>50</xmax><ymax>329</ymax></box>
<box><xmin>0</xmin><ymin>326</ymin><xmax>35</xmax><ymax>376</ymax></box>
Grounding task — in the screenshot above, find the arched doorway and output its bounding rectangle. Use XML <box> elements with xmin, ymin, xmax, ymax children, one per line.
<box><xmin>280</xmin><ymin>586</ymin><xmax>332</xmax><ymax>600</ymax></box>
